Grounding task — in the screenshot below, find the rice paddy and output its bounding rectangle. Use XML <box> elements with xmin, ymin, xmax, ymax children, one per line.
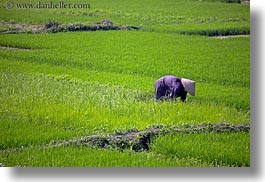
<box><xmin>0</xmin><ymin>0</ymin><xmax>250</xmax><ymax>167</ymax></box>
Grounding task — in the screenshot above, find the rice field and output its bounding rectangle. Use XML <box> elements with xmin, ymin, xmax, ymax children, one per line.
<box><xmin>0</xmin><ymin>0</ymin><xmax>250</xmax><ymax>167</ymax></box>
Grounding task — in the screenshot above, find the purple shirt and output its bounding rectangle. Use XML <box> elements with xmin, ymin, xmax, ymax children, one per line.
<box><xmin>154</xmin><ymin>75</ymin><xmax>187</xmax><ymax>101</ymax></box>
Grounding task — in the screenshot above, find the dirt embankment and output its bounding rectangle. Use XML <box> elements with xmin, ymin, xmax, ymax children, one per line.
<box><xmin>0</xmin><ymin>20</ymin><xmax>140</xmax><ymax>34</ymax></box>
<box><xmin>0</xmin><ymin>21</ymin><xmax>43</xmax><ymax>34</ymax></box>
<box><xmin>47</xmin><ymin>123</ymin><xmax>250</xmax><ymax>152</ymax></box>
<box><xmin>210</xmin><ymin>35</ymin><xmax>249</xmax><ymax>39</ymax></box>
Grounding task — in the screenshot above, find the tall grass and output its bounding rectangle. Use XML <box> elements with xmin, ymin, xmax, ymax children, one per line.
<box><xmin>151</xmin><ymin>132</ymin><xmax>250</xmax><ymax>167</ymax></box>
<box><xmin>0</xmin><ymin>31</ymin><xmax>250</xmax><ymax>88</ymax></box>
<box><xmin>0</xmin><ymin>0</ymin><xmax>249</xmax><ymax>167</ymax></box>
<box><xmin>0</xmin><ymin>146</ymin><xmax>212</xmax><ymax>167</ymax></box>
<box><xmin>0</xmin><ymin>0</ymin><xmax>249</xmax><ymax>33</ymax></box>
<box><xmin>0</xmin><ymin>72</ymin><xmax>249</xmax><ymax>149</ymax></box>
<box><xmin>145</xmin><ymin>21</ymin><xmax>249</xmax><ymax>36</ymax></box>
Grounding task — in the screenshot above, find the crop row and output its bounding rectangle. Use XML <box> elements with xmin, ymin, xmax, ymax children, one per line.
<box><xmin>0</xmin><ymin>130</ymin><xmax>249</xmax><ymax>167</ymax></box>
<box><xmin>0</xmin><ymin>71</ymin><xmax>249</xmax><ymax>149</ymax></box>
<box><xmin>0</xmin><ymin>31</ymin><xmax>250</xmax><ymax>88</ymax></box>
<box><xmin>151</xmin><ymin>132</ymin><xmax>250</xmax><ymax>167</ymax></box>
<box><xmin>0</xmin><ymin>56</ymin><xmax>250</xmax><ymax>111</ymax></box>
<box><xmin>0</xmin><ymin>0</ymin><xmax>249</xmax><ymax>33</ymax></box>
<box><xmin>0</xmin><ymin>145</ymin><xmax>213</xmax><ymax>167</ymax></box>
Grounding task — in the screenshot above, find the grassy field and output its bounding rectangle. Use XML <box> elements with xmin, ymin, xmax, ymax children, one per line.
<box><xmin>0</xmin><ymin>0</ymin><xmax>250</xmax><ymax>167</ymax></box>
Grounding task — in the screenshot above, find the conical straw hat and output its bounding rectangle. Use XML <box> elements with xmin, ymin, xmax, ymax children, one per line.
<box><xmin>181</xmin><ymin>78</ymin><xmax>195</xmax><ymax>96</ymax></box>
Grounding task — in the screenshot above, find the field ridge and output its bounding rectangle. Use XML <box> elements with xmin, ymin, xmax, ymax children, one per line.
<box><xmin>46</xmin><ymin>123</ymin><xmax>250</xmax><ymax>152</ymax></box>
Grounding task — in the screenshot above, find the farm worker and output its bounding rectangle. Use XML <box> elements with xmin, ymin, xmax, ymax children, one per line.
<box><xmin>154</xmin><ymin>75</ymin><xmax>195</xmax><ymax>102</ymax></box>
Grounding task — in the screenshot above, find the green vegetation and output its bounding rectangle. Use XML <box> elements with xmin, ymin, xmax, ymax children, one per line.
<box><xmin>0</xmin><ymin>0</ymin><xmax>249</xmax><ymax>167</ymax></box>
<box><xmin>151</xmin><ymin>132</ymin><xmax>250</xmax><ymax>167</ymax></box>
<box><xmin>0</xmin><ymin>72</ymin><xmax>249</xmax><ymax>150</ymax></box>
<box><xmin>0</xmin><ymin>146</ymin><xmax>213</xmax><ymax>167</ymax></box>
<box><xmin>0</xmin><ymin>0</ymin><xmax>249</xmax><ymax>33</ymax></box>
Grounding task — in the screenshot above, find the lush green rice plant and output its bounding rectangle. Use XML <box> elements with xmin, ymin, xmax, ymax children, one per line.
<box><xmin>0</xmin><ymin>31</ymin><xmax>250</xmax><ymax>88</ymax></box>
<box><xmin>0</xmin><ymin>72</ymin><xmax>249</xmax><ymax>150</ymax></box>
<box><xmin>0</xmin><ymin>0</ymin><xmax>249</xmax><ymax>33</ymax></box>
<box><xmin>0</xmin><ymin>0</ymin><xmax>249</xmax><ymax>167</ymax></box>
<box><xmin>151</xmin><ymin>132</ymin><xmax>250</xmax><ymax>167</ymax></box>
<box><xmin>0</xmin><ymin>146</ymin><xmax>212</xmax><ymax>167</ymax></box>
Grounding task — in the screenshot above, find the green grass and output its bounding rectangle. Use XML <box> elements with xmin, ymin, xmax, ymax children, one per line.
<box><xmin>0</xmin><ymin>146</ymin><xmax>213</xmax><ymax>167</ymax></box>
<box><xmin>0</xmin><ymin>31</ymin><xmax>250</xmax><ymax>113</ymax></box>
<box><xmin>147</xmin><ymin>22</ymin><xmax>249</xmax><ymax>36</ymax></box>
<box><xmin>0</xmin><ymin>31</ymin><xmax>250</xmax><ymax>87</ymax></box>
<box><xmin>0</xmin><ymin>72</ymin><xmax>249</xmax><ymax>150</ymax></box>
<box><xmin>151</xmin><ymin>132</ymin><xmax>250</xmax><ymax>167</ymax></box>
<box><xmin>0</xmin><ymin>0</ymin><xmax>250</xmax><ymax>167</ymax></box>
<box><xmin>0</xmin><ymin>0</ymin><xmax>249</xmax><ymax>33</ymax></box>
